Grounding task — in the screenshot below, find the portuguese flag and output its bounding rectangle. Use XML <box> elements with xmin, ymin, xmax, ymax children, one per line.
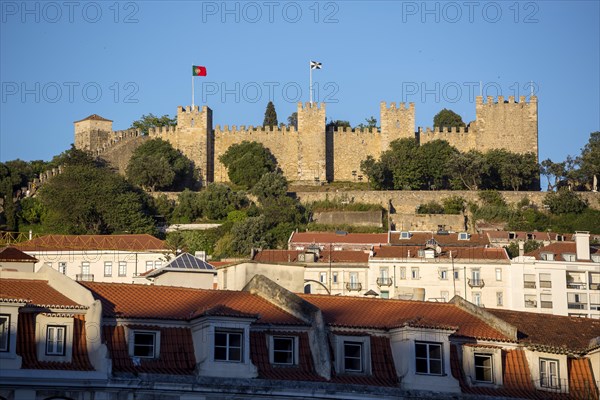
<box><xmin>193</xmin><ymin>65</ymin><xmax>207</xmax><ymax>76</ymax></box>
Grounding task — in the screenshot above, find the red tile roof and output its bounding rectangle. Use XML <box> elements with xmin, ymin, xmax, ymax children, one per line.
<box><xmin>486</xmin><ymin>309</ymin><xmax>600</xmax><ymax>354</ymax></box>
<box><xmin>525</xmin><ymin>242</ymin><xmax>599</xmax><ymax>262</ymax></box>
<box><xmin>73</xmin><ymin>114</ymin><xmax>112</xmax><ymax>123</ymax></box>
<box><xmin>568</xmin><ymin>358</ymin><xmax>599</xmax><ymax>400</ymax></box>
<box><xmin>0</xmin><ymin>279</ymin><xmax>85</xmax><ymax>309</ymax></box>
<box><xmin>486</xmin><ymin>231</ymin><xmax>574</xmax><ymax>242</ymax></box>
<box><xmin>290</xmin><ymin>232</ymin><xmax>388</xmax><ymax>245</ymax></box>
<box><xmin>17</xmin><ymin>313</ymin><xmax>93</xmax><ymax>371</ymax></box>
<box><xmin>300</xmin><ymin>295</ymin><xmax>509</xmax><ymax>341</ymax></box>
<box><xmin>250</xmin><ymin>331</ymin><xmax>325</xmax><ymax>382</ymax></box>
<box><xmin>0</xmin><ymin>246</ymin><xmax>38</xmax><ymax>262</ymax></box>
<box><xmin>253</xmin><ymin>249</ymin><xmax>369</xmax><ymax>264</ymax></box>
<box><xmin>16</xmin><ymin>234</ymin><xmax>167</xmax><ymax>252</ymax></box>
<box><xmin>80</xmin><ymin>282</ymin><xmax>303</xmax><ymax>325</ymax></box>
<box><xmin>372</xmin><ymin>246</ymin><xmax>509</xmax><ymax>262</ymax></box>
<box><xmin>103</xmin><ymin>325</ymin><xmax>196</xmax><ymax>375</ymax></box>
<box><xmin>389</xmin><ymin>232</ymin><xmax>490</xmax><ymax>247</ymax></box>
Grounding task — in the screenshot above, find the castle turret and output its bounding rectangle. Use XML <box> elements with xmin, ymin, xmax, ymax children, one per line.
<box><xmin>380</xmin><ymin>101</ymin><xmax>415</xmax><ymax>150</ymax></box>
<box><xmin>74</xmin><ymin>114</ymin><xmax>113</xmax><ymax>152</ymax></box>
<box><xmin>297</xmin><ymin>102</ymin><xmax>326</xmax><ymax>182</ymax></box>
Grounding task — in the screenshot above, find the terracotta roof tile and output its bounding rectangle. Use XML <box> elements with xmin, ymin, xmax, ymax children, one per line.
<box><xmin>17</xmin><ymin>313</ymin><xmax>93</xmax><ymax>370</ymax></box>
<box><xmin>568</xmin><ymin>358</ymin><xmax>599</xmax><ymax>400</ymax></box>
<box><xmin>80</xmin><ymin>282</ymin><xmax>304</xmax><ymax>325</ymax></box>
<box><xmin>250</xmin><ymin>331</ymin><xmax>325</xmax><ymax>382</ymax></box>
<box><xmin>16</xmin><ymin>234</ymin><xmax>167</xmax><ymax>252</ymax></box>
<box><xmin>389</xmin><ymin>232</ymin><xmax>490</xmax><ymax>247</ymax></box>
<box><xmin>103</xmin><ymin>325</ymin><xmax>196</xmax><ymax>375</ymax></box>
<box><xmin>372</xmin><ymin>245</ymin><xmax>509</xmax><ymax>262</ymax></box>
<box><xmin>0</xmin><ymin>279</ymin><xmax>85</xmax><ymax>309</ymax></box>
<box><xmin>486</xmin><ymin>231</ymin><xmax>574</xmax><ymax>242</ymax></box>
<box><xmin>0</xmin><ymin>246</ymin><xmax>38</xmax><ymax>262</ymax></box>
<box><xmin>525</xmin><ymin>242</ymin><xmax>599</xmax><ymax>262</ymax></box>
<box><xmin>253</xmin><ymin>249</ymin><xmax>369</xmax><ymax>264</ymax></box>
<box><xmin>290</xmin><ymin>232</ymin><xmax>388</xmax><ymax>245</ymax></box>
<box><xmin>487</xmin><ymin>309</ymin><xmax>600</xmax><ymax>354</ymax></box>
<box><xmin>300</xmin><ymin>294</ymin><xmax>509</xmax><ymax>341</ymax></box>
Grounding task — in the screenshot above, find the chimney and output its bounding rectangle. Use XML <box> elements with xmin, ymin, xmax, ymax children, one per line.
<box><xmin>518</xmin><ymin>241</ymin><xmax>524</xmax><ymax>257</ymax></box>
<box><xmin>573</xmin><ymin>231</ymin><xmax>590</xmax><ymax>261</ymax></box>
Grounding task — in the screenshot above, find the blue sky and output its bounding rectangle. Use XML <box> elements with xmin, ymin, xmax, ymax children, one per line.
<box><xmin>1</xmin><ymin>1</ymin><xmax>599</xmax><ymax>166</ymax></box>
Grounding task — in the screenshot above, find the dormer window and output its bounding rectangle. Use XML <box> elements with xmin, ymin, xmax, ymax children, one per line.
<box><xmin>541</xmin><ymin>252</ymin><xmax>554</xmax><ymax>261</ymax></box>
<box><xmin>335</xmin><ymin>335</ymin><xmax>371</xmax><ymax>374</ymax></box>
<box><xmin>458</xmin><ymin>232</ymin><xmax>470</xmax><ymax>241</ymax></box>
<box><xmin>131</xmin><ymin>330</ymin><xmax>160</xmax><ymax>358</ymax></box>
<box><xmin>562</xmin><ymin>253</ymin><xmax>576</xmax><ymax>262</ymax></box>
<box><xmin>556</xmin><ymin>234</ymin><xmax>565</xmax><ymax>242</ymax></box>
<box><xmin>270</xmin><ymin>336</ymin><xmax>298</xmax><ymax>365</ymax></box>
<box><xmin>46</xmin><ymin>326</ymin><xmax>66</xmax><ymax>356</ymax></box>
<box><xmin>417</xmin><ymin>249</ymin><xmax>425</xmax><ymax>257</ymax></box>
<box><xmin>214</xmin><ymin>329</ymin><xmax>243</xmax><ymax>362</ymax></box>
<box><xmin>474</xmin><ymin>353</ymin><xmax>493</xmax><ymax>383</ymax></box>
<box><xmin>508</xmin><ymin>232</ymin><xmax>516</xmax><ymax>240</ymax></box>
<box><xmin>400</xmin><ymin>231</ymin><xmax>411</xmax><ymax>240</ymax></box>
<box><xmin>526</xmin><ymin>233</ymin><xmax>535</xmax><ymax>240</ymax></box>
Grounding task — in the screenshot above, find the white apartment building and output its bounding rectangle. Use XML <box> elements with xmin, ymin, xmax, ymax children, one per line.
<box><xmin>509</xmin><ymin>231</ymin><xmax>600</xmax><ymax>318</ymax></box>
<box><xmin>16</xmin><ymin>234</ymin><xmax>172</xmax><ymax>283</ymax></box>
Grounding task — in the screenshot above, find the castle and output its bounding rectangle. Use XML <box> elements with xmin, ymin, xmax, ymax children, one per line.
<box><xmin>74</xmin><ymin>95</ymin><xmax>538</xmax><ymax>184</ymax></box>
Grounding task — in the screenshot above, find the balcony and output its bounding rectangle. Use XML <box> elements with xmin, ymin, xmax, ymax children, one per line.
<box><xmin>590</xmin><ymin>283</ymin><xmax>600</xmax><ymax>290</ymax></box>
<box><xmin>524</xmin><ymin>281</ymin><xmax>536</xmax><ymax>289</ymax></box>
<box><xmin>567</xmin><ymin>282</ymin><xmax>587</xmax><ymax>290</ymax></box>
<box><xmin>590</xmin><ymin>303</ymin><xmax>600</xmax><ymax>311</ymax></box>
<box><xmin>376</xmin><ymin>277</ymin><xmax>393</xmax><ymax>287</ymax></box>
<box><xmin>76</xmin><ymin>274</ymin><xmax>94</xmax><ymax>282</ymax></box>
<box><xmin>568</xmin><ymin>302</ymin><xmax>587</xmax><ymax>310</ymax></box>
<box><xmin>468</xmin><ymin>278</ymin><xmax>485</xmax><ymax>288</ymax></box>
<box><xmin>346</xmin><ymin>282</ymin><xmax>362</xmax><ymax>292</ymax></box>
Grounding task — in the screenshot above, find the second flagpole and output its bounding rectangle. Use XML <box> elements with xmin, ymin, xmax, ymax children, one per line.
<box><xmin>309</xmin><ymin>60</ymin><xmax>313</xmax><ymax>105</ymax></box>
<box><xmin>192</xmin><ymin>69</ymin><xmax>195</xmax><ymax>108</ymax></box>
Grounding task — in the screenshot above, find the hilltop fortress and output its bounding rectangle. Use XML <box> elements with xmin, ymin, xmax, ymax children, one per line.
<box><xmin>74</xmin><ymin>95</ymin><xmax>538</xmax><ymax>184</ymax></box>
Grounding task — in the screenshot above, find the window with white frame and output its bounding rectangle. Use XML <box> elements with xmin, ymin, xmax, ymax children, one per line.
<box><xmin>539</xmin><ymin>273</ymin><xmax>552</xmax><ymax>288</ymax></box>
<box><xmin>132</xmin><ymin>331</ymin><xmax>158</xmax><ymax>358</ymax></box>
<box><xmin>540</xmin><ymin>293</ymin><xmax>553</xmax><ymax>309</ymax></box>
<box><xmin>344</xmin><ymin>341</ymin><xmax>364</xmax><ymax>372</ymax></box>
<box><xmin>454</xmin><ymin>270</ymin><xmax>460</xmax><ymax>280</ymax></box>
<box><xmin>118</xmin><ymin>261</ymin><xmax>127</xmax><ymax>277</ymax></box>
<box><xmin>458</xmin><ymin>232</ymin><xmax>470</xmax><ymax>241</ymax></box>
<box><xmin>411</xmin><ymin>267</ymin><xmax>419</xmax><ymax>280</ymax></box>
<box><xmin>541</xmin><ymin>252</ymin><xmax>554</xmax><ymax>261</ymax></box>
<box><xmin>495</xmin><ymin>268</ymin><xmax>502</xmax><ymax>281</ymax></box>
<box><xmin>155</xmin><ymin>261</ymin><xmax>162</xmax><ymax>269</ymax></box>
<box><xmin>540</xmin><ymin>358</ymin><xmax>559</xmax><ymax>388</ymax></box>
<box><xmin>400</xmin><ymin>267</ymin><xmax>406</xmax><ymax>279</ymax></box>
<box><xmin>319</xmin><ymin>272</ymin><xmax>327</xmax><ymax>283</ymax></box>
<box><xmin>524</xmin><ymin>294</ymin><xmax>537</xmax><ymax>308</ymax></box>
<box><xmin>415</xmin><ymin>341</ymin><xmax>443</xmax><ymax>375</ymax></box>
<box><xmin>562</xmin><ymin>253</ymin><xmax>576</xmax><ymax>262</ymax></box>
<box><xmin>46</xmin><ymin>326</ymin><xmax>66</xmax><ymax>356</ymax></box>
<box><xmin>81</xmin><ymin>262</ymin><xmax>90</xmax><ymax>276</ymax></box>
<box><xmin>472</xmin><ymin>292</ymin><xmax>482</xmax><ymax>306</ymax></box>
<box><xmin>0</xmin><ymin>315</ymin><xmax>10</xmax><ymax>352</ymax></box>
<box><xmin>496</xmin><ymin>292</ymin><xmax>504</xmax><ymax>306</ymax></box>
<box><xmin>474</xmin><ymin>353</ymin><xmax>493</xmax><ymax>382</ymax></box>
<box><xmin>104</xmin><ymin>261</ymin><xmax>112</xmax><ymax>277</ymax></box>
<box><xmin>145</xmin><ymin>261</ymin><xmax>153</xmax><ymax>272</ymax></box>
<box><xmin>439</xmin><ymin>269</ymin><xmax>448</xmax><ymax>280</ymax></box>
<box><xmin>214</xmin><ymin>330</ymin><xmax>243</xmax><ymax>362</ymax></box>
<box><xmin>332</xmin><ymin>272</ymin><xmax>338</xmax><ymax>284</ymax></box>
<box><xmin>270</xmin><ymin>336</ymin><xmax>296</xmax><ymax>365</ymax></box>
<box><xmin>58</xmin><ymin>262</ymin><xmax>67</xmax><ymax>275</ymax></box>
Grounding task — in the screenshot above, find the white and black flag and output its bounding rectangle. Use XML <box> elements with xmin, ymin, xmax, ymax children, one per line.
<box><xmin>310</xmin><ymin>61</ymin><xmax>322</xmax><ymax>69</ymax></box>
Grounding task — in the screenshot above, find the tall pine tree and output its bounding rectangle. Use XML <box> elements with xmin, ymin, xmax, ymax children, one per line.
<box><xmin>263</xmin><ymin>101</ymin><xmax>278</xmax><ymax>127</ymax></box>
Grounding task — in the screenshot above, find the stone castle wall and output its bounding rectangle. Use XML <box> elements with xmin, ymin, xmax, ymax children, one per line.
<box><xmin>74</xmin><ymin>96</ymin><xmax>539</xmax><ymax>183</ymax></box>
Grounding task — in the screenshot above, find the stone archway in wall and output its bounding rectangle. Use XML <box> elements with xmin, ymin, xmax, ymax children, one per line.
<box><xmin>304</xmin><ymin>279</ymin><xmax>330</xmax><ymax>294</ymax></box>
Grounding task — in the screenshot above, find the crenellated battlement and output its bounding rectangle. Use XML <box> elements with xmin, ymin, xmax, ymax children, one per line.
<box><xmin>298</xmin><ymin>101</ymin><xmax>325</xmax><ymax>110</ymax></box>
<box><xmin>476</xmin><ymin>95</ymin><xmax>538</xmax><ymax>105</ymax></box>
<box><xmin>333</xmin><ymin>126</ymin><xmax>380</xmax><ymax>134</ymax></box>
<box><xmin>214</xmin><ymin>125</ymin><xmax>298</xmax><ymax>134</ymax></box>
<box><xmin>177</xmin><ymin>105</ymin><xmax>208</xmax><ymax>114</ymax></box>
<box><xmin>418</xmin><ymin>126</ymin><xmax>470</xmax><ymax>134</ymax></box>
<box><xmin>148</xmin><ymin>125</ymin><xmax>177</xmax><ymax>136</ymax></box>
<box><xmin>380</xmin><ymin>101</ymin><xmax>415</xmax><ymax>111</ymax></box>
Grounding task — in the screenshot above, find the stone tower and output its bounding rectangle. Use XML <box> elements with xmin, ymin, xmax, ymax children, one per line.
<box><xmin>74</xmin><ymin>114</ymin><xmax>113</xmax><ymax>152</ymax></box>
<box><xmin>149</xmin><ymin>105</ymin><xmax>214</xmax><ymax>184</ymax></box>
<box><xmin>379</xmin><ymin>101</ymin><xmax>416</xmax><ymax>150</ymax></box>
<box><xmin>296</xmin><ymin>102</ymin><xmax>326</xmax><ymax>182</ymax></box>
<box><xmin>473</xmin><ymin>95</ymin><xmax>538</xmax><ymax>159</ymax></box>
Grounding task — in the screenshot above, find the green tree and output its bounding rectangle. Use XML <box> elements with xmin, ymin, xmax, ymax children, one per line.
<box><xmin>356</xmin><ymin>116</ymin><xmax>378</xmax><ymax>130</ymax></box>
<box><xmin>387</xmin><ymin>138</ymin><xmax>424</xmax><ymax>190</ymax></box>
<box><xmin>49</xmin><ymin>145</ymin><xmax>100</xmax><ymax>169</ymax></box>
<box><xmin>251</xmin><ymin>171</ymin><xmax>288</xmax><ymax>201</ymax></box>
<box><xmin>433</xmin><ymin>109</ymin><xmax>465</xmax><ymax>129</ymax></box>
<box><xmin>219</xmin><ymin>141</ymin><xmax>277</xmax><ymax>189</ymax></box>
<box><xmin>326</xmin><ymin>119</ymin><xmax>351</xmax><ymax>132</ymax></box>
<box><xmin>130</xmin><ymin>113</ymin><xmax>176</xmax><ymax>135</ymax></box>
<box><xmin>448</xmin><ymin>150</ymin><xmax>487</xmax><ymax>190</ymax></box>
<box><xmin>197</xmin><ymin>183</ymin><xmax>247</xmax><ymax>220</ymax></box>
<box><xmin>39</xmin><ymin>164</ymin><xmax>155</xmax><ymax>234</ymax></box>
<box><xmin>287</xmin><ymin>112</ymin><xmax>298</xmax><ymax>129</ymax></box>
<box><xmin>418</xmin><ymin>140</ymin><xmax>458</xmax><ymax>190</ymax></box>
<box><xmin>543</xmin><ymin>189</ymin><xmax>588</xmax><ymax>215</ymax></box>
<box><xmin>360</xmin><ymin>156</ymin><xmax>393</xmax><ymax>190</ymax></box>
<box><xmin>171</xmin><ymin>189</ymin><xmax>201</xmax><ymax>223</ymax></box>
<box><xmin>126</xmin><ymin>139</ymin><xmax>196</xmax><ymax>191</ymax></box>
<box><xmin>263</xmin><ymin>101</ymin><xmax>278</xmax><ymax>127</ymax></box>
<box><xmin>230</xmin><ymin>215</ymin><xmax>270</xmax><ymax>256</ymax></box>
<box><xmin>577</xmin><ymin>131</ymin><xmax>600</xmax><ymax>189</ymax></box>
<box><xmin>416</xmin><ymin>201</ymin><xmax>444</xmax><ymax>214</ymax></box>
<box><xmin>442</xmin><ymin>196</ymin><xmax>466</xmax><ymax>214</ymax></box>
<box><xmin>540</xmin><ymin>159</ymin><xmax>567</xmax><ymax>191</ymax></box>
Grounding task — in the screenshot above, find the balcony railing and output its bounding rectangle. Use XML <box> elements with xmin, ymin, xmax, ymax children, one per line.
<box><xmin>568</xmin><ymin>302</ymin><xmax>587</xmax><ymax>310</ymax></box>
<box><xmin>346</xmin><ymin>282</ymin><xmax>362</xmax><ymax>292</ymax></box>
<box><xmin>468</xmin><ymin>278</ymin><xmax>485</xmax><ymax>288</ymax></box>
<box><xmin>567</xmin><ymin>282</ymin><xmax>587</xmax><ymax>290</ymax></box>
<box><xmin>590</xmin><ymin>283</ymin><xmax>600</xmax><ymax>290</ymax></box>
<box><xmin>76</xmin><ymin>274</ymin><xmax>94</xmax><ymax>282</ymax></box>
<box><xmin>376</xmin><ymin>277</ymin><xmax>393</xmax><ymax>287</ymax></box>
<box><xmin>590</xmin><ymin>303</ymin><xmax>600</xmax><ymax>311</ymax></box>
<box><xmin>524</xmin><ymin>281</ymin><xmax>536</xmax><ymax>289</ymax></box>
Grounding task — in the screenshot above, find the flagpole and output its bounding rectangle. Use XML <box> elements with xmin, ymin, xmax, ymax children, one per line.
<box><xmin>309</xmin><ymin>61</ymin><xmax>313</xmax><ymax>105</ymax></box>
<box><xmin>192</xmin><ymin>67</ymin><xmax>195</xmax><ymax>108</ymax></box>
